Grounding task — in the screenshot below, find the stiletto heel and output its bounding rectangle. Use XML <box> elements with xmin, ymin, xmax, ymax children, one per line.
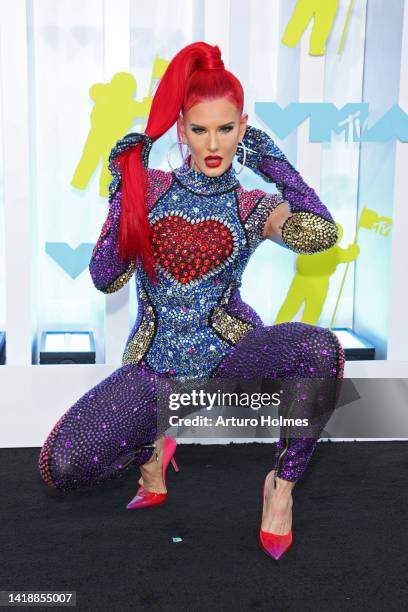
<box><xmin>170</xmin><ymin>456</ymin><xmax>180</xmax><ymax>472</ymax></box>
<box><xmin>259</xmin><ymin>475</ymin><xmax>292</xmax><ymax>560</ymax></box>
<box><xmin>126</xmin><ymin>436</ymin><xmax>180</xmax><ymax>510</ymax></box>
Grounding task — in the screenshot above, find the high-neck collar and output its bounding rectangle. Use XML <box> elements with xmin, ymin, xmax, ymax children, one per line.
<box><xmin>173</xmin><ymin>155</ymin><xmax>239</xmax><ymax>195</ymax></box>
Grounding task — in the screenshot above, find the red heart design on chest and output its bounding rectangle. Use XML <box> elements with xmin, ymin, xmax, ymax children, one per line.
<box><xmin>151</xmin><ymin>215</ymin><xmax>234</xmax><ymax>284</ymax></box>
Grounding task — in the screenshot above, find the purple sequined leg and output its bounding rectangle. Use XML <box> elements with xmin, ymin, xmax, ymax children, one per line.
<box><xmin>212</xmin><ymin>322</ymin><xmax>345</xmax><ymax>482</ymax></box>
<box><xmin>38</xmin><ymin>362</ymin><xmax>160</xmax><ymax>491</ymax></box>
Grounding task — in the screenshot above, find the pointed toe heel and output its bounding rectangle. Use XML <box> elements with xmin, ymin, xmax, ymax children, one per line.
<box><xmin>126</xmin><ymin>436</ymin><xmax>180</xmax><ymax>510</ymax></box>
<box><xmin>259</xmin><ymin>476</ymin><xmax>293</xmax><ymax>560</ymax></box>
<box><xmin>259</xmin><ymin>529</ymin><xmax>293</xmax><ymax>560</ymax></box>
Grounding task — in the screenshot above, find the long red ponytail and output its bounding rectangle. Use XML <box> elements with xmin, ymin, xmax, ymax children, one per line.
<box><xmin>113</xmin><ymin>41</ymin><xmax>244</xmax><ymax>284</ymax></box>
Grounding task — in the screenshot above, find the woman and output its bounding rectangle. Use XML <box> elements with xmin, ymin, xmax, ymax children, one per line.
<box><xmin>39</xmin><ymin>42</ymin><xmax>344</xmax><ymax>561</ymax></box>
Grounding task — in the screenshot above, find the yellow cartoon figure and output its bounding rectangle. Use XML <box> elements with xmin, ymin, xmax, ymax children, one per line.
<box><xmin>282</xmin><ymin>0</ymin><xmax>340</xmax><ymax>56</ymax></box>
<box><xmin>274</xmin><ymin>222</ymin><xmax>359</xmax><ymax>325</ymax></box>
<box><xmin>71</xmin><ymin>72</ymin><xmax>151</xmax><ymax>197</ymax></box>
<box><xmin>329</xmin><ymin>207</ymin><xmax>392</xmax><ymax>329</ymax></box>
<box><xmin>71</xmin><ymin>56</ymin><xmax>169</xmax><ymax>198</ymax></box>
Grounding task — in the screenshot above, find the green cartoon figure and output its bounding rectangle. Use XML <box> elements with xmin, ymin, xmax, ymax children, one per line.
<box><xmin>71</xmin><ymin>72</ymin><xmax>151</xmax><ymax>198</ymax></box>
<box><xmin>281</xmin><ymin>0</ymin><xmax>355</xmax><ymax>56</ymax></box>
<box><xmin>274</xmin><ymin>222</ymin><xmax>359</xmax><ymax>325</ymax></box>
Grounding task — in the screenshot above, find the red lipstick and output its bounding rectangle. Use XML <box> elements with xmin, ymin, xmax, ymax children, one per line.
<box><xmin>205</xmin><ymin>155</ymin><xmax>222</xmax><ymax>168</ymax></box>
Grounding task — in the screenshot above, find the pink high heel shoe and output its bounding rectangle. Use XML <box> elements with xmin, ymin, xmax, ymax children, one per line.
<box><xmin>126</xmin><ymin>436</ymin><xmax>180</xmax><ymax>510</ymax></box>
<box><xmin>259</xmin><ymin>475</ymin><xmax>293</xmax><ymax>560</ymax></box>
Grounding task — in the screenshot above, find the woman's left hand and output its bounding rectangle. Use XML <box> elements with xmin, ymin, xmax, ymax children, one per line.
<box><xmin>235</xmin><ymin>125</ymin><xmax>263</xmax><ymax>168</ymax></box>
<box><xmin>235</xmin><ymin>124</ymin><xmax>289</xmax><ymax>177</ymax></box>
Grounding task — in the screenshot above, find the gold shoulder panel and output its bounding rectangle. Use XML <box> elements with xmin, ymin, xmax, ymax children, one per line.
<box><xmin>281</xmin><ymin>212</ymin><xmax>338</xmax><ymax>254</ymax></box>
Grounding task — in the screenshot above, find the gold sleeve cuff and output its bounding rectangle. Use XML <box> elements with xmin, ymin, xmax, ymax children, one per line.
<box><xmin>102</xmin><ymin>260</ymin><xmax>136</xmax><ymax>293</ymax></box>
<box><xmin>281</xmin><ymin>212</ymin><xmax>338</xmax><ymax>254</ymax></box>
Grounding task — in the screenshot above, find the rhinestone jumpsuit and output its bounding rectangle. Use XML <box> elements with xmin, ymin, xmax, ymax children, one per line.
<box><xmin>38</xmin><ymin>129</ymin><xmax>345</xmax><ymax>491</ymax></box>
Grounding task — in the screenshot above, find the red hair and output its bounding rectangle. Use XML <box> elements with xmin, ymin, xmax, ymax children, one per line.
<box><xmin>113</xmin><ymin>41</ymin><xmax>244</xmax><ymax>283</ymax></box>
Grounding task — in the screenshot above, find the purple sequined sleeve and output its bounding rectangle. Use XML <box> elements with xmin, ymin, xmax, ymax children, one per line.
<box><xmin>238</xmin><ymin>125</ymin><xmax>338</xmax><ymax>253</ymax></box>
<box><xmin>258</xmin><ymin>157</ymin><xmax>338</xmax><ymax>254</ymax></box>
<box><xmin>258</xmin><ymin>157</ymin><xmax>334</xmax><ymax>223</ymax></box>
<box><xmin>89</xmin><ymin>189</ymin><xmax>135</xmax><ymax>293</ymax></box>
